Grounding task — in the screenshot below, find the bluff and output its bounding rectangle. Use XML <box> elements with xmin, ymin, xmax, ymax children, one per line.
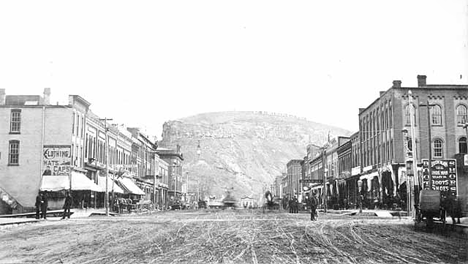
<box><xmin>159</xmin><ymin>111</ymin><xmax>352</xmax><ymax>202</ymax></box>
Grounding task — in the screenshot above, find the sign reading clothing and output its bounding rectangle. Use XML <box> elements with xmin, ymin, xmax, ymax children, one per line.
<box><xmin>422</xmin><ymin>159</ymin><xmax>457</xmax><ymax>197</ymax></box>
<box><xmin>43</xmin><ymin>145</ymin><xmax>71</xmax><ymax>176</ymax></box>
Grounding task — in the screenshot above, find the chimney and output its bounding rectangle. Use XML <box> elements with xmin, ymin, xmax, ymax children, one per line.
<box><xmin>417</xmin><ymin>75</ymin><xmax>427</xmax><ymax>87</ymax></box>
<box><xmin>43</xmin><ymin>88</ymin><xmax>51</xmax><ymax>105</ymax></box>
<box><xmin>392</xmin><ymin>80</ymin><xmax>402</xmax><ymax>88</ymax></box>
<box><xmin>0</xmin><ymin>88</ymin><xmax>5</xmax><ymax>105</ymax></box>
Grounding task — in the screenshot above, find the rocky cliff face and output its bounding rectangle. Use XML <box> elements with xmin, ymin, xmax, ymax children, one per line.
<box><xmin>159</xmin><ymin>111</ymin><xmax>351</xmax><ymax>201</ymax></box>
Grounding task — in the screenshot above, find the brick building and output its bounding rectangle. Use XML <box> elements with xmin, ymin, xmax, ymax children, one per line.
<box><xmin>357</xmin><ymin>75</ymin><xmax>468</xmax><ymax>211</ymax></box>
<box><xmin>0</xmin><ymin>89</ymin><xmax>162</xmax><ymax>214</ymax></box>
<box><xmin>286</xmin><ymin>160</ymin><xmax>302</xmax><ymax>199</ymax></box>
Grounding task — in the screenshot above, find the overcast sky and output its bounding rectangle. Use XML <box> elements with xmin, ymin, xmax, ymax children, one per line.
<box><xmin>1</xmin><ymin>1</ymin><xmax>467</xmax><ymax>138</ymax></box>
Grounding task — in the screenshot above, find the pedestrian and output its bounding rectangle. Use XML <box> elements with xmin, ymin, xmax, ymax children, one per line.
<box><xmin>61</xmin><ymin>192</ymin><xmax>73</xmax><ymax>219</ymax></box>
<box><xmin>293</xmin><ymin>196</ymin><xmax>299</xmax><ymax>213</ymax></box>
<box><xmin>35</xmin><ymin>192</ymin><xmax>43</xmax><ymax>219</ymax></box>
<box><xmin>41</xmin><ymin>191</ymin><xmax>48</xmax><ymax>219</ymax></box>
<box><xmin>288</xmin><ymin>198</ymin><xmax>293</xmax><ymax>213</ymax></box>
<box><xmin>309</xmin><ymin>191</ymin><xmax>318</xmax><ymax>221</ymax></box>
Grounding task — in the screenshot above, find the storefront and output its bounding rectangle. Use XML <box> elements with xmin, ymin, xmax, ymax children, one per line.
<box><xmin>40</xmin><ymin>171</ymin><xmax>102</xmax><ymax>209</ymax></box>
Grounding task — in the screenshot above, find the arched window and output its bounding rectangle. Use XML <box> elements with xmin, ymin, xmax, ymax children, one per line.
<box><xmin>433</xmin><ymin>139</ymin><xmax>443</xmax><ymax>158</ymax></box>
<box><xmin>405</xmin><ymin>104</ymin><xmax>416</xmax><ymax>126</ymax></box>
<box><xmin>431</xmin><ymin>105</ymin><xmax>442</xmax><ymax>125</ymax></box>
<box><xmin>459</xmin><ymin>137</ymin><xmax>467</xmax><ymax>154</ymax></box>
<box><xmin>456</xmin><ymin>105</ymin><xmax>468</xmax><ymax>125</ymax></box>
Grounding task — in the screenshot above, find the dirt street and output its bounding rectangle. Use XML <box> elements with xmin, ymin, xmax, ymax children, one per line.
<box><xmin>0</xmin><ymin>210</ymin><xmax>466</xmax><ymax>264</ymax></box>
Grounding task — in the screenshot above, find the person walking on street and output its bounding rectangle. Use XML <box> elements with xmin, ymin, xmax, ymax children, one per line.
<box><xmin>41</xmin><ymin>191</ymin><xmax>48</xmax><ymax>219</ymax></box>
<box><xmin>35</xmin><ymin>192</ymin><xmax>43</xmax><ymax>219</ymax></box>
<box><xmin>61</xmin><ymin>192</ymin><xmax>73</xmax><ymax>219</ymax></box>
<box><xmin>288</xmin><ymin>197</ymin><xmax>293</xmax><ymax>213</ymax></box>
<box><xmin>293</xmin><ymin>196</ymin><xmax>299</xmax><ymax>213</ymax></box>
<box><xmin>309</xmin><ymin>191</ymin><xmax>318</xmax><ymax>221</ymax></box>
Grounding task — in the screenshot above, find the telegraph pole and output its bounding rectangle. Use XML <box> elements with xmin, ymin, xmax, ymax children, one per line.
<box><xmin>100</xmin><ymin>117</ymin><xmax>113</xmax><ymax>216</ymax></box>
<box><xmin>419</xmin><ymin>99</ymin><xmax>435</xmax><ymax>189</ymax></box>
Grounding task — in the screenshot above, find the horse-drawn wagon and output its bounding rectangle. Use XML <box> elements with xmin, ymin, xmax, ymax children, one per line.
<box><xmin>262</xmin><ymin>191</ymin><xmax>280</xmax><ymax>213</ymax></box>
<box><xmin>416</xmin><ymin>189</ymin><xmax>446</xmax><ymax>227</ymax></box>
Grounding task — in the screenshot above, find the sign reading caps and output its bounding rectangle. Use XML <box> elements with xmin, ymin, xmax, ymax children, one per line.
<box><xmin>422</xmin><ymin>159</ymin><xmax>457</xmax><ymax>197</ymax></box>
<box><xmin>43</xmin><ymin>145</ymin><xmax>71</xmax><ymax>176</ymax></box>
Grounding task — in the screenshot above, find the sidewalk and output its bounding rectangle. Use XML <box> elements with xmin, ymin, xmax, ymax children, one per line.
<box><xmin>0</xmin><ymin>208</ymin><xmax>109</xmax><ymax>228</ymax></box>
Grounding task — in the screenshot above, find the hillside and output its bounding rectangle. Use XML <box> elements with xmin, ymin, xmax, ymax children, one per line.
<box><xmin>159</xmin><ymin>111</ymin><xmax>352</xmax><ymax>202</ymax></box>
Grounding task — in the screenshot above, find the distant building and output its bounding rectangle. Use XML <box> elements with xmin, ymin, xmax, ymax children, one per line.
<box><xmin>286</xmin><ymin>160</ymin><xmax>302</xmax><ymax>199</ymax></box>
<box><xmin>156</xmin><ymin>145</ymin><xmax>184</xmax><ymax>206</ymax></box>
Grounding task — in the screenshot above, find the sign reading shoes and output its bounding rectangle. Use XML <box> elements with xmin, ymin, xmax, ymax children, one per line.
<box><xmin>421</xmin><ymin>159</ymin><xmax>457</xmax><ymax>197</ymax></box>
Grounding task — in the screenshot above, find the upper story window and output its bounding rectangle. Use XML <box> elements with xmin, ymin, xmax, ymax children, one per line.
<box><xmin>459</xmin><ymin>137</ymin><xmax>467</xmax><ymax>154</ymax></box>
<box><xmin>433</xmin><ymin>139</ymin><xmax>443</xmax><ymax>159</ymax></box>
<box><xmin>456</xmin><ymin>105</ymin><xmax>467</xmax><ymax>125</ymax></box>
<box><xmin>404</xmin><ymin>104</ymin><xmax>416</xmax><ymax>126</ymax></box>
<box><xmin>430</xmin><ymin>105</ymin><xmax>442</xmax><ymax>125</ymax></box>
<box><xmin>8</xmin><ymin>140</ymin><xmax>20</xmax><ymax>165</ymax></box>
<box><xmin>10</xmin><ymin>109</ymin><xmax>21</xmax><ymax>133</ymax></box>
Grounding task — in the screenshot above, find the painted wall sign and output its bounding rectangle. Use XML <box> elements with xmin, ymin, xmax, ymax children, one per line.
<box><xmin>43</xmin><ymin>145</ymin><xmax>71</xmax><ymax>176</ymax></box>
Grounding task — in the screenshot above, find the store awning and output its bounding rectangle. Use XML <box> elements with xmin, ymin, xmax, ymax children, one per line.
<box><xmin>117</xmin><ymin>177</ymin><xmax>145</xmax><ymax>195</ymax></box>
<box><xmin>98</xmin><ymin>176</ymin><xmax>124</xmax><ymax>194</ymax></box>
<box><xmin>40</xmin><ymin>176</ymin><xmax>70</xmax><ymax>191</ymax></box>
<box><xmin>71</xmin><ymin>172</ymin><xmax>102</xmax><ymax>192</ymax></box>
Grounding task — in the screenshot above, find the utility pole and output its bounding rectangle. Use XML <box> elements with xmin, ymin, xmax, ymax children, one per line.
<box><xmin>322</xmin><ymin>148</ymin><xmax>328</xmax><ymax>213</ymax></box>
<box><xmin>100</xmin><ymin>117</ymin><xmax>113</xmax><ymax>216</ymax></box>
<box><xmin>419</xmin><ymin>99</ymin><xmax>435</xmax><ymax>189</ymax></box>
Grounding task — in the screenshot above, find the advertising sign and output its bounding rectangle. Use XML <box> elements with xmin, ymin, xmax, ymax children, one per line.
<box><xmin>421</xmin><ymin>159</ymin><xmax>457</xmax><ymax>197</ymax></box>
<box><xmin>43</xmin><ymin>145</ymin><xmax>72</xmax><ymax>176</ymax></box>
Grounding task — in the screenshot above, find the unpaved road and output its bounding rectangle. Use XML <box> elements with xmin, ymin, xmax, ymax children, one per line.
<box><xmin>0</xmin><ymin>210</ymin><xmax>466</xmax><ymax>264</ymax></box>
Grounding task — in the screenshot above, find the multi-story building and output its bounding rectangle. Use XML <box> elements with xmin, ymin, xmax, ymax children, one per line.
<box><xmin>286</xmin><ymin>160</ymin><xmax>302</xmax><ymax>199</ymax></box>
<box><xmin>156</xmin><ymin>158</ymin><xmax>169</xmax><ymax>209</ymax></box>
<box><xmin>337</xmin><ymin>137</ymin><xmax>352</xmax><ymax>208</ymax></box>
<box><xmin>358</xmin><ymin>75</ymin><xmax>468</xmax><ymax>211</ymax></box>
<box><xmin>273</xmin><ymin>175</ymin><xmax>283</xmax><ymax>198</ymax></box>
<box><xmin>347</xmin><ymin>131</ymin><xmax>361</xmax><ymax>208</ymax></box>
<box><xmin>0</xmin><ymin>89</ymin><xmax>101</xmax><ymax>213</ymax></box>
<box><xmin>156</xmin><ymin>145</ymin><xmax>184</xmax><ymax>207</ymax></box>
<box><xmin>0</xmin><ymin>89</ymin><xmax>155</xmax><ymax>214</ymax></box>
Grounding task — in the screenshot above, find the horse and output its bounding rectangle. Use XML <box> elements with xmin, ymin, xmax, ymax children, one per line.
<box><xmin>441</xmin><ymin>195</ymin><xmax>463</xmax><ymax>225</ymax></box>
<box><xmin>263</xmin><ymin>191</ymin><xmax>278</xmax><ymax>213</ymax></box>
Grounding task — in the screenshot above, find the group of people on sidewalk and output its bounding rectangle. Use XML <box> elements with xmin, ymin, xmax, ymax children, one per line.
<box><xmin>34</xmin><ymin>192</ymin><xmax>73</xmax><ymax>220</ymax></box>
<box><xmin>288</xmin><ymin>192</ymin><xmax>319</xmax><ymax>221</ymax></box>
